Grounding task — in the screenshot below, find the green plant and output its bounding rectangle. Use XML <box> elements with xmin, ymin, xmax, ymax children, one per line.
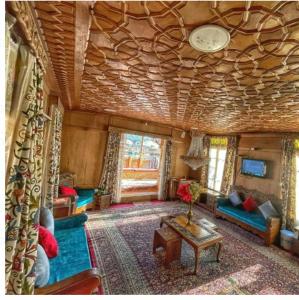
<box><xmin>189</xmin><ymin>182</ymin><xmax>200</xmax><ymax>202</ymax></box>
<box><xmin>94</xmin><ymin>186</ymin><xmax>107</xmax><ymax>196</ymax></box>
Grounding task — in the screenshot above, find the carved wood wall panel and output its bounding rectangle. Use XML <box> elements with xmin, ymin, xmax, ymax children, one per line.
<box><xmin>34</xmin><ymin>1</ymin><xmax>299</xmax><ymax>134</ymax></box>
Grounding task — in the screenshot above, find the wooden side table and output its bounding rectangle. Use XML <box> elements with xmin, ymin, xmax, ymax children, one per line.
<box><xmin>153</xmin><ymin>227</ymin><xmax>182</xmax><ymax>267</ymax></box>
<box><xmin>195</xmin><ymin>188</ymin><xmax>223</xmax><ymax>213</ymax></box>
<box><xmin>53</xmin><ymin>196</ymin><xmax>74</xmax><ymax>218</ymax></box>
<box><xmin>291</xmin><ymin>226</ymin><xmax>299</xmax><ymax>256</ymax></box>
<box><xmin>93</xmin><ymin>194</ymin><xmax>112</xmax><ymax>210</ymax></box>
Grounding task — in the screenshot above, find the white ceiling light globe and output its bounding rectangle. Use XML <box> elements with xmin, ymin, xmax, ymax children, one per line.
<box><xmin>189</xmin><ymin>24</ymin><xmax>230</xmax><ymax>53</ymax></box>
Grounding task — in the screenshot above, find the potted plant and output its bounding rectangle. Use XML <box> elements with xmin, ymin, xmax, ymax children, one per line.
<box><xmin>94</xmin><ymin>186</ymin><xmax>112</xmax><ymax>210</ymax></box>
<box><xmin>177</xmin><ymin>182</ymin><xmax>200</xmax><ymax>225</ymax></box>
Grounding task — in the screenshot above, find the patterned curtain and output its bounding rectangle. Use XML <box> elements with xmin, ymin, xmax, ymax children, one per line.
<box><xmin>220</xmin><ymin>136</ymin><xmax>238</xmax><ymax>195</ymax></box>
<box><xmin>99</xmin><ymin>131</ymin><xmax>122</xmax><ymax>202</ymax></box>
<box><xmin>5</xmin><ymin>61</ymin><xmax>45</xmax><ymax>294</ymax></box>
<box><xmin>159</xmin><ymin>140</ymin><xmax>173</xmax><ymax>200</ymax></box>
<box><xmin>200</xmin><ymin>136</ymin><xmax>210</xmax><ymax>187</ymax></box>
<box><xmin>280</xmin><ymin>137</ymin><xmax>297</xmax><ymax>230</ymax></box>
<box><xmin>45</xmin><ymin>108</ymin><xmax>63</xmax><ymax>209</ymax></box>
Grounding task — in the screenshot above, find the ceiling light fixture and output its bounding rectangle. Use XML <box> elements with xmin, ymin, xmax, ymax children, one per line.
<box><xmin>189</xmin><ymin>24</ymin><xmax>230</xmax><ymax>53</ymax></box>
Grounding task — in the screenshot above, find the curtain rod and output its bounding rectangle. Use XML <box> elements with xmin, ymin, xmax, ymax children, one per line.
<box><xmin>108</xmin><ymin>126</ymin><xmax>172</xmax><ymax>140</ymax></box>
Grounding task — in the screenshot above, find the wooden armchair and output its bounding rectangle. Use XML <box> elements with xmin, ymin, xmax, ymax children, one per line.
<box><xmin>35</xmin><ymin>268</ymin><xmax>102</xmax><ymax>295</ymax></box>
<box><xmin>53</xmin><ymin>196</ymin><xmax>75</xmax><ymax>218</ymax></box>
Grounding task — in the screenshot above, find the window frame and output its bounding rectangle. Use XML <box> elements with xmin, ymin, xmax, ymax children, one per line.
<box><xmin>123</xmin><ymin>134</ymin><xmax>162</xmax><ymax>171</ymax></box>
<box><xmin>207</xmin><ymin>145</ymin><xmax>227</xmax><ymax>192</ymax></box>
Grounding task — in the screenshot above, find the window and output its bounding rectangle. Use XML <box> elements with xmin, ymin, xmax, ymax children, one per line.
<box><xmin>123</xmin><ymin>134</ymin><xmax>161</xmax><ymax>170</ymax></box>
<box><xmin>121</xmin><ymin>133</ymin><xmax>163</xmax><ymax>196</ymax></box>
<box><xmin>208</xmin><ymin>146</ymin><xmax>227</xmax><ymax>192</ymax></box>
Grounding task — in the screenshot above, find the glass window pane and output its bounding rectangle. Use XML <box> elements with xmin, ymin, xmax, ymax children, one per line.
<box><xmin>219</xmin><ymin>149</ymin><xmax>227</xmax><ymax>160</ymax></box>
<box><xmin>209</xmin><ymin>158</ymin><xmax>216</xmax><ymax>168</ymax></box>
<box><xmin>208</xmin><ymin>179</ymin><xmax>214</xmax><ymax>189</ymax></box>
<box><xmin>216</xmin><ymin>161</ymin><xmax>225</xmax><ymax>180</ymax></box>
<box><xmin>209</xmin><ymin>148</ymin><xmax>217</xmax><ymax>159</ymax></box>
<box><xmin>215</xmin><ymin>180</ymin><xmax>221</xmax><ymax>191</ymax></box>
<box><xmin>208</xmin><ymin>166</ymin><xmax>215</xmax><ymax>179</ymax></box>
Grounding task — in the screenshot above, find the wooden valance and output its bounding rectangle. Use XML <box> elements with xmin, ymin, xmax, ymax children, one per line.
<box><xmin>108</xmin><ymin>126</ymin><xmax>172</xmax><ymax>141</ymax></box>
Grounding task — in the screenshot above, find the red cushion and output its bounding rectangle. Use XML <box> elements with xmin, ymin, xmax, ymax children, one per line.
<box><xmin>59</xmin><ymin>185</ymin><xmax>77</xmax><ymax>196</ymax></box>
<box><xmin>243</xmin><ymin>195</ymin><xmax>257</xmax><ymax>212</ymax></box>
<box><xmin>38</xmin><ymin>226</ymin><xmax>59</xmax><ymax>258</ymax></box>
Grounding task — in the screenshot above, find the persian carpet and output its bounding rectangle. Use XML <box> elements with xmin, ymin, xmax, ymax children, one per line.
<box><xmin>86</xmin><ymin>201</ymin><xmax>299</xmax><ymax>295</ymax></box>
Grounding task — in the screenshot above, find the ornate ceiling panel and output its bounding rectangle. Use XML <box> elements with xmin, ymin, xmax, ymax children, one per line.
<box><xmin>35</xmin><ymin>1</ymin><xmax>299</xmax><ymax>133</ymax></box>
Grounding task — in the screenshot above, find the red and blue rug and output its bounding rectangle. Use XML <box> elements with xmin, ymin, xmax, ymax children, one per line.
<box><xmin>86</xmin><ymin>201</ymin><xmax>299</xmax><ymax>295</ymax></box>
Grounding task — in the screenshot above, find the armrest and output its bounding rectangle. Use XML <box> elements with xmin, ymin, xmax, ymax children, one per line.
<box><xmin>266</xmin><ymin>216</ymin><xmax>281</xmax><ymax>228</ymax></box>
<box><xmin>58</xmin><ymin>194</ymin><xmax>78</xmax><ymax>203</ymax></box>
<box><xmin>35</xmin><ymin>268</ymin><xmax>102</xmax><ymax>295</ymax></box>
<box><xmin>265</xmin><ymin>216</ymin><xmax>281</xmax><ymax>246</ymax></box>
<box><xmin>54</xmin><ymin>212</ymin><xmax>88</xmax><ymax>230</ymax></box>
<box><xmin>216</xmin><ymin>197</ymin><xmax>230</xmax><ymax>207</ymax></box>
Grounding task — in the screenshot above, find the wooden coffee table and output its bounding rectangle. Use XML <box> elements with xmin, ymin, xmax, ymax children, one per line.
<box><xmin>160</xmin><ymin>214</ymin><xmax>223</xmax><ymax>275</ymax></box>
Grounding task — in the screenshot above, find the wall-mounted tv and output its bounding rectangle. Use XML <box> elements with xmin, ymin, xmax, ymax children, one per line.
<box><xmin>241</xmin><ymin>158</ymin><xmax>267</xmax><ymax>178</ymax></box>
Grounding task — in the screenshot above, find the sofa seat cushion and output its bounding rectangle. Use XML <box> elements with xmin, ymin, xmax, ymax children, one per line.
<box><xmin>48</xmin><ymin>226</ymin><xmax>91</xmax><ymax>285</ymax></box>
<box><xmin>76</xmin><ymin>189</ymin><xmax>95</xmax><ymax>208</ymax></box>
<box><xmin>217</xmin><ymin>204</ymin><xmax>267</xmax><ymax>232</ymax></box>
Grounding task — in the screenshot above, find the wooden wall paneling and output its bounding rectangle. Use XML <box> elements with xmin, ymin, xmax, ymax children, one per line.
<box><xmin>60</xmin><ymin>111</ymin><xmax>191</xmax><ymax>189</ymax></box>
<box><xmin>60</xmin><ymin>125</ymin><xmax>107</xmax><ymax>188</ymax></box>
<box><xmin>235</xmin><ymin>136</ymin><xmax>283</xmax><ymax>198</ymax></box>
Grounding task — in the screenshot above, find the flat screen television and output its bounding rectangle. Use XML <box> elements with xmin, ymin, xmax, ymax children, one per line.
<box><xmin>241</xmin><ymin>158</ymin><xmax>267</xmax><ymax>178</ymax></box>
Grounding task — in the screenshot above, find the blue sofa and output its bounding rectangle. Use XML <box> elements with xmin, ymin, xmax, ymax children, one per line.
<box><xmin>36</xmin><ymin>213</ymin><xmax>101</xmax><ymax>294</ymax></box>
<box><xmin>215</xmin><ymin>196</ymin><xmax>281</xmax><ymax>246</ymax></box>
<box><xmin>75</xmin><ymin>189</ymin><xmax>95</xmax><ymax>213</ymax></box>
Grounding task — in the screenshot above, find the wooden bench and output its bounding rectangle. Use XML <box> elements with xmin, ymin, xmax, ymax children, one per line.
<box><xmin>153</xmin><ymin>227</ymin><xmax>181</xmax><ymax>267</ymax></box>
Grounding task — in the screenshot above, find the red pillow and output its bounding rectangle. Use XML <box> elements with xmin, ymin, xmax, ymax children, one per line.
<box><xmin>243</xmin><ymin>195</ymin><xmax>257</xmax><ymax>212</ymax></box>
<box><xmin>38</xmin><ymin>226</ymin><xmax>59</xmax><ymax>258</ymax></box>
<box><xmin>59</xmin><ymin>185</ymin><xmax>77</xmax><ymax>196</ymax></box>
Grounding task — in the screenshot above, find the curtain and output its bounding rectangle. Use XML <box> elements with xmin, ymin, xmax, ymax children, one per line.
<box><xmin>6</xmin><ymin>45</ymin><xmax>35</xmax><ymax>182</ymax></box>
<box><xmin>280</xmin><ymin>137</ymin><xmax>297</xmax><ymax>230</ymax></box>
<box><xmin>220</xmin><ymin>136</ymin><xmax>238</xmax><ymax>195</ymax></box>
<box><xmin>45</xmin><ymin>108</ymin><xmax>63</xmax><ymax>209</ymax></box>
<box><xmin>159</xmin><ymin>140</ymin><xmax>173</xmax><ymax>200</ymax></box>
<box><xmin>5</xmin><ymin>60</ymin><xmax>45</xmax><ymax>294</ymax></box>
<box><xmin>99</xmin><ymin>131</ymin><xmax>122</xmax><ymax>202</ymax></box>
<box><xmin>200</xmin><ymin>136</ymin><xmax>210</xmax><ymax>187</ymax></box>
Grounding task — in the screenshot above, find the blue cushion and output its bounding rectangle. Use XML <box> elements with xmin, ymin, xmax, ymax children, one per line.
<box><xmin>54</xmin><ymin>213</ymin><xmax>88</xmax><ymax>230</ymax></box>
<box><xmin>217</xmin><ymin>204</ymin><xmax>267</xmax><ymax>232</ymax></box>
<box><xmin>229</xmin><ymin>190</ymin><xmax>242</xmax><ymax>206</ymax></box>
<box><xmin>48</xmin><ymin>225</ymin><xmax>91</xmax><ymax>285</ymax></box>
<box><xmin>40</xmin><ymin>207</ymin><xmax>54</xmax><ymax>234</ymax></box>
<box><xmin>34</xmin><ymin>244</ymin><xmax>50</xmax><ymax>288</ymax></box>
<box><xmin>76</xmin><ymin>189</ymin><xmax>95</xmax><ymax>208</ymax></box>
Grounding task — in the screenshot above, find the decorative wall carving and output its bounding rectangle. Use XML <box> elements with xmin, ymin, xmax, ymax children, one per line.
<box><xmin>8</xmin><ymin>1</ymin><xmax>48</xmax><ymax>71</ymax></box>
<box><xmin>34</xmin><ymin>1</ymin><xmax>299</xmax><ymax>133</ymax></box>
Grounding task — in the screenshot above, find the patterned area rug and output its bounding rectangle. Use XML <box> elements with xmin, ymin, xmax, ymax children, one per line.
<box><xmin>86</xmin><ymin>201</ymin><xmax>299</xmax><ymax>295</ymax></box>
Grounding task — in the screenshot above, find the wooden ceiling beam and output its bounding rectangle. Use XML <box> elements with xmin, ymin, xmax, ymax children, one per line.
<box><xmin>72</xmin><ymin>1</ymin><xmax>93</xmax><ymax>110</ymax></box>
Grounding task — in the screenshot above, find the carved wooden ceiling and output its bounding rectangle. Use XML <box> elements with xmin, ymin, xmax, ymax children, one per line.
<box><xmin>34</xmin><ymin>1</ymin><xmax>299</xmax><ymax>133</ymax></box>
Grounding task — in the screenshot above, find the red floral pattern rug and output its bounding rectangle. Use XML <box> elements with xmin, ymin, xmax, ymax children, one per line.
<box><xmin>86</xmin><ymin>201</ymin><xmax>299</xmax><ymax>295</ymax></box>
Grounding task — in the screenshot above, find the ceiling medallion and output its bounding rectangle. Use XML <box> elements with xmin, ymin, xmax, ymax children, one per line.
<box><xmin>189</xmin><ymin>24</ymin><xmax>230</xmax><ymax>53</ymax></box>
